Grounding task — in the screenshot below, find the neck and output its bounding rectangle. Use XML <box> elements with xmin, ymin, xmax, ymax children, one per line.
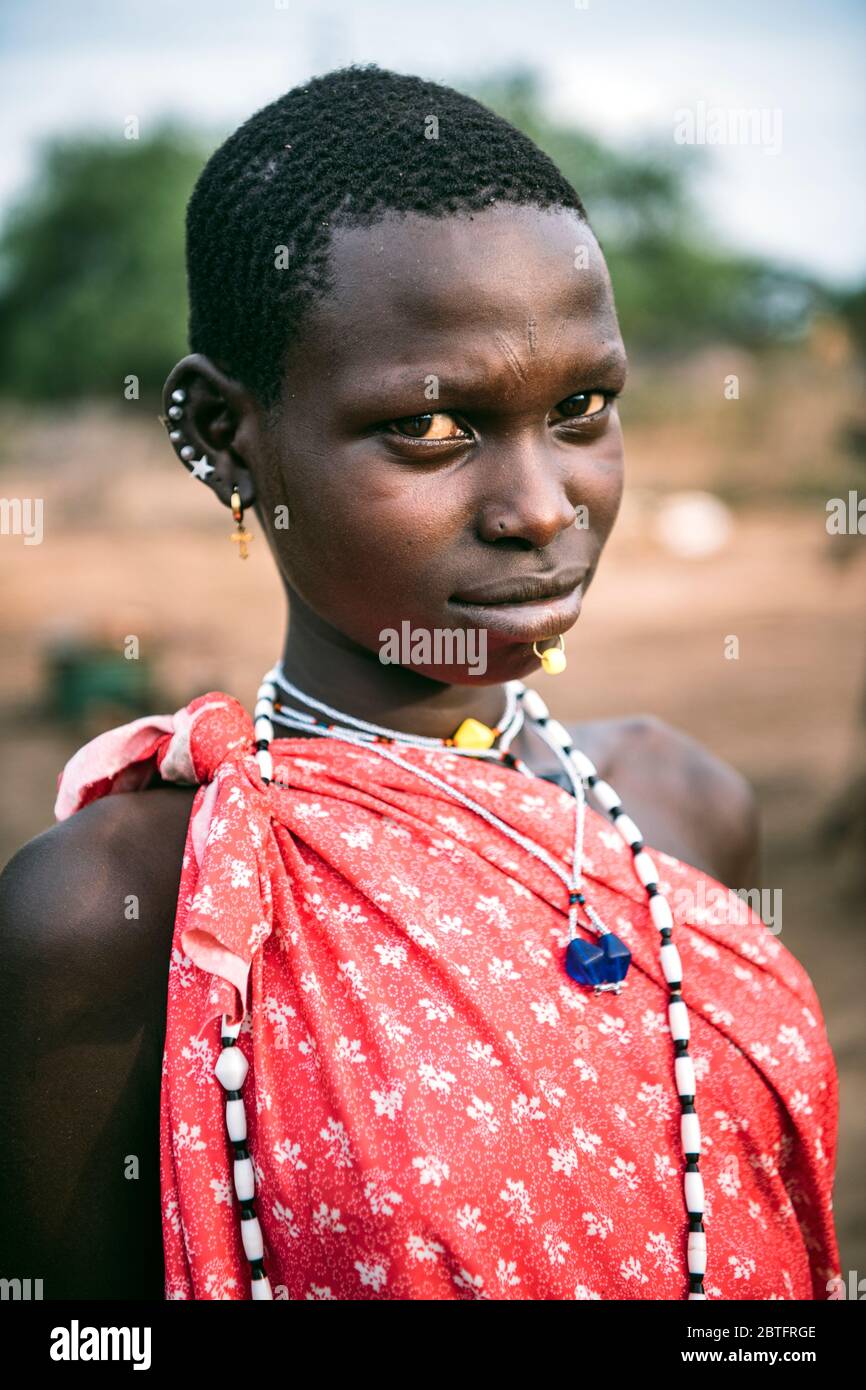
<box><xmin>279</xmin><ymin>597</ymin><xmax>510</xmax><ymax>740</ymax></box>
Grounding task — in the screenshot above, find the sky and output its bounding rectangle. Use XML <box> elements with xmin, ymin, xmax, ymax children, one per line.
<box><xmin>0</xmin><ymin>0</ymin><xmax>863</xmax><ymax>286</ymax></box>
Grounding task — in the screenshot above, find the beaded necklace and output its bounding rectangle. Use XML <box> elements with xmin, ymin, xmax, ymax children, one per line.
<box><xmin>212</xmin><ymin>665</ymin><xmax>707</xmax><ymax>1301</ymax></box>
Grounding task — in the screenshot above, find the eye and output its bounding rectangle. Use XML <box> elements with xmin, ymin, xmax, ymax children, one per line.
<box><xmin>551</xmin><ymin>391</ymin><xmax>611</xmax><ymax>422</ymax></box>
<box><xmin>386</xmin><ymin>412</ymin><xmax>469</xmax><ymax>440</ymax></box>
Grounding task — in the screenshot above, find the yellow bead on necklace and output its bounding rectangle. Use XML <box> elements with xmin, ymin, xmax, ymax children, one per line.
<box><xmin>450</xmin><ymin>716</ymin><xmax>498</xmax><ymax>750</ymax></box>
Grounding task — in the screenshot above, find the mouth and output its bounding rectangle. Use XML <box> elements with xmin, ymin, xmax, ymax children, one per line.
<box><xmin>450</xmin><ymin>567</ymin><xmax>587</xmax><ymax>607</ymax></box>
<box><xmin>448</xmin><ymin>568</ymin><xmax>587</xmax><ymax>642</ymax></box>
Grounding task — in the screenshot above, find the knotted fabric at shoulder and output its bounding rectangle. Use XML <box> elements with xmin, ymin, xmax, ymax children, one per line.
<box><xmin>157</xmin><ymin>693</ymin><xmax>254</xmax><ymax>785</ymax></box>
<box><xmin>54</xmin><ymin>691</ymin><xmax>254</xmax><ymax>820</ymax></box>
<box><xmin>54</xmin><ymin>691</ymin><xmax>276</xmax><ymax>1032</ymax></box>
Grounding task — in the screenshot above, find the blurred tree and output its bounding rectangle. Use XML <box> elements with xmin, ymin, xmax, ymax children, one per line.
<box><xmin>0</xmin><ymin>125</ymin><xmax>206</xmax><ymax>402</ymax></box>
<box><xmin>830</xmin><ymin>282</ymin><xmax>866</xmax><ymax>358</ymax></box>
<box><xmin>473</xmin><ymin>70</ymin><xmax>827</xmax><ymax>352</ymax></box>
<box><xmin>0</xmin><ymin>78</ymin><xmax>859</xmax><ymax>403</ymax></box>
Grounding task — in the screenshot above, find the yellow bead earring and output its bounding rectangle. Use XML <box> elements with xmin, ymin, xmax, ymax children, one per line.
<box><xmin>533</xmin><ymin>634</ymin><xmax>567</xmax><ymax>675</ymax></box>
<box><xmin>230</xmin><ymin>488</ymin><xmax>253</xmax><ymax>560</ymax></box>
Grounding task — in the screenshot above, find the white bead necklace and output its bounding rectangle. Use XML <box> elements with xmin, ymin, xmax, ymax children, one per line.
<box><xmin>211</xmin><ymin>664</ymin><xmax>708</xmax><ymax>1301</ymax></box>
<box><xmin>265</xmin><ymin>667</ymin><xmax>596</xmax><ymax>942</ymax></box>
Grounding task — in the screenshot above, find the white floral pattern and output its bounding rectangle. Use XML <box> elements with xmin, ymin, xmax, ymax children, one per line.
<box><xmin>56</xmin><ymin>691</ymin><xmax>842</xmax><ymax>1301</ymax></box>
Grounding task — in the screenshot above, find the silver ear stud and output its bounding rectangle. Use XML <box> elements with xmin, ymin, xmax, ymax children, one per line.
<box><xmin>161</xmin><ymin>389</ymin><xmax>216</xmax><ymax>485</ymax></box>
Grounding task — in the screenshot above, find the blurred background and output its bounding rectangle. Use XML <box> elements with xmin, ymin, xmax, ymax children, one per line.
<box><xmin>0</xmin><ymin>1</ymin><xmax>864</xmax><ymax>1280</ymax></box>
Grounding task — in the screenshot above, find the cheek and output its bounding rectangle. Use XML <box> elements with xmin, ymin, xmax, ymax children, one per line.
<box><xmin>579</xmin><ymin>426</ymin><xmax>625</xmax><ymax>537</ymax></box>
<box><xmin>262</xmin><ymin>441</ymin><xmax>449</xmax><ymax>603</ymax></box>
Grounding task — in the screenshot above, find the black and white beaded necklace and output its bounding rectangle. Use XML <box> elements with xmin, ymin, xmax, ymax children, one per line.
<box><xmin>212</xmin><ymin>665</ymin><xmax>707</xmax><ymax>1301</ymax></box>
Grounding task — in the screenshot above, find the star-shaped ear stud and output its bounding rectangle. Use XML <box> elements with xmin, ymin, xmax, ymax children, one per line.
<box><xmin>189</xmin><ymin>455</ymin><xmax>215</xmax><ymax>481</ymax></box>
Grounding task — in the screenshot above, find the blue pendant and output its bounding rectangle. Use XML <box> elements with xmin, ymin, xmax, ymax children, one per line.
<box><xmin>565</xmin><ymin>933</ymin><xmax>632</xmax><ymax>989</ymax></box>
<box><xmin>600</xmin><ymin>932</ymin><xmax>632</xmax><ymax>983</ymax></box>
<box><xmin>565</xmin><ymin>937</ymin><xmax>608</xmax><ymax>987</ymax></box>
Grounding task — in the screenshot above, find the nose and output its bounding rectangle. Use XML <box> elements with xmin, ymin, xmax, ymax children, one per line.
<box><xmin>475</xmin><ymin>437</ymin><xmax>582</xmax><ymax>548</ymax></box>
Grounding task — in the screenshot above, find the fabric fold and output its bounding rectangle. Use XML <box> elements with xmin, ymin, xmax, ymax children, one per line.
<box><xmin>54</xmin><ymin>690</ymin><xmax>842</xmax><ymax>1301</ymax></box>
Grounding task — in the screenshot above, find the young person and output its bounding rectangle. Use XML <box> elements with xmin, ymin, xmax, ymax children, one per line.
<box><xmin>0</xmin><ymin>65</ymin><xmax>840</xmax><ymax>1300</ymax></box>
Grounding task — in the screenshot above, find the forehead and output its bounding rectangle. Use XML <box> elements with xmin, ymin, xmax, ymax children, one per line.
<box><xmin>291</xmin><ymin>204</ymin><xmax>623</xmax><ymax>385</ymax></box>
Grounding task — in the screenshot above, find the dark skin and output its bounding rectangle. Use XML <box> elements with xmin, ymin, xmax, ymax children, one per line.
<box><xmin>0</xmin><ymin>205</ymin><xmax>759</xmax><ymax>1299</ymax></box>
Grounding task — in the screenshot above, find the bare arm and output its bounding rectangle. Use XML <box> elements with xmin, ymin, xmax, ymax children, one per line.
<box><xmin>0</xmin><ymin>787</ymin><xmax>194</xmax><ymax>1300</ymax></box>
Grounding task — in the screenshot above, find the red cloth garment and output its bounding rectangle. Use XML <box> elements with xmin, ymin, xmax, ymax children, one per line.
<box><xmin>55</xmin><ymin>692</ymin><xmax>842</xmax><ymax>1300</ymax></box>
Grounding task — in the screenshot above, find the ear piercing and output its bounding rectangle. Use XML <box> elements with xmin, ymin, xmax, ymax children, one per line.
<box><xmin>160</xmin><ymin>387</ymin><xmax>213</xmax><ymax>483</ymax></box>
<box><xmin>230</xmin><ymin>488</ymin><xmax>253</xmax><ymax>559</ymax></box>
<box><xmin>190</xmin><ymin>455</ymin><xmax>215</xmax><ymax>481</ymax></box>
<box><xmin>162</xmin><ymin>386</ymin><xmax>254</xmax><ymax>553</ymax></box>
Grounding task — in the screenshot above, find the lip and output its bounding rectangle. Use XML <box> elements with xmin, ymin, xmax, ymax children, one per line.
<box><xmin>451</xmin><ymin>567</ymin><xmax>587</xmax><ymax>606</ymax></box>
<box><xmin>447</xmin><ymin>578</ymin><xmax>585</xmax><ymax>642</ymax></box>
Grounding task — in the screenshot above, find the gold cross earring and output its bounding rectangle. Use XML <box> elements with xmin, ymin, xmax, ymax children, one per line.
<box><xmin>230</xmin><ymin>489</ymin><xmax>253</xmax><ymax>560</ymax></box>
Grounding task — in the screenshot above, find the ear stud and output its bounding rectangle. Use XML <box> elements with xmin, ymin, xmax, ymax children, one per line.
<box><xmin>189</xmin><ymin>455</ymin><xmax>215</xmax><ymax>481</ymax></box>
<box><xmin>160</xmin><ymin>389</ymin><xmax>215</xmax><ymax>486</ymax></box>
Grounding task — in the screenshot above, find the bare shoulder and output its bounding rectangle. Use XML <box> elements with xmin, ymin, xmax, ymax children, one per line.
<box><xmin>570</xmin><ymin>714</ymin><xmax>761</xmax><ymax>888</ymax></box>
<box><xmin>0</xmin><ymin>785</ymin><xmax>196</xmax><ymax>1002</ymax></box>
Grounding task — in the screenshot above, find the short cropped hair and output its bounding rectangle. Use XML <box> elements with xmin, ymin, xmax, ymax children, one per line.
<box><xmin>186</xmin><ymin>63</ymin><xmax>587</xmax><ymax>411</ymax></box>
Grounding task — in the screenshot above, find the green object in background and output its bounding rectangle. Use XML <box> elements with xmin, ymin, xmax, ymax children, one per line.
<box><xmin>45</xmin><ymin>637</ymin><xmax>155</xmax><ymax>722</ymax></box>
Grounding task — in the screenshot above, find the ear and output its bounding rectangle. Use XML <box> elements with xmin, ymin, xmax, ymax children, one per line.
<box><xmin>161</xmin><ymin>353</ymin><xmax>259</xmax><ymax>510</ymax></box>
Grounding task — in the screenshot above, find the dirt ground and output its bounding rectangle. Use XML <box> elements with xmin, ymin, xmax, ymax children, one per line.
<box><xmin>1</xmin><ymin>394</ymin><xmax>864</xmax><ymax>1283</ymax></box>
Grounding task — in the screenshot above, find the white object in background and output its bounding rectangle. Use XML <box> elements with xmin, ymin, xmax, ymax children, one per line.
<box><xmin>654</xmin><ymin>491</ymin><xmax>733</xmax><ymax>558</ymax></box>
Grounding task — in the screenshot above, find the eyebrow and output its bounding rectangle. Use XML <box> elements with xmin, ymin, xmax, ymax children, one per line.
<box><xmin>340</xmin><ymin>345</ymin><xmax>628</xmax><ymax>421</ymax></box>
